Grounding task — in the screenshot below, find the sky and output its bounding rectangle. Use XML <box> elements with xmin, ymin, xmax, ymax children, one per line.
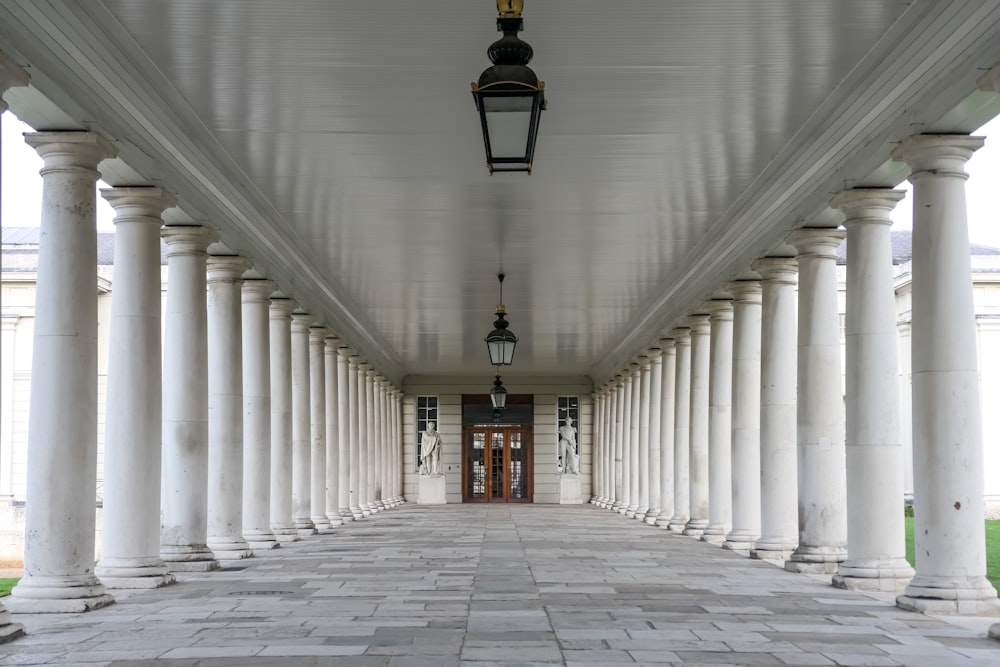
<box><xmin>3</xmin><ymin>112</ymin><xmax>1000</xmax><ymax>247</ymax></box>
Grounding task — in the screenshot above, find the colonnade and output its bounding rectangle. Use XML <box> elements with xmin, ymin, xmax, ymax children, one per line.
<box><xmin>0</xmin><ymin>61</ymin><xmax>404</xmax><ymax>617</ymax></box>
<box><xmin>591</xmin><ymin>132</ymin><xmax>1000</xmax><ymax>615</ymax></box>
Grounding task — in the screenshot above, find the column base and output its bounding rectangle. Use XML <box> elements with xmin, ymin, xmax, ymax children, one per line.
<box><xmin>350</xmin><ymin>506</ymin><xmax>364</xmax><ymax>520</ymax></box>
<box><xmin>293</xmin><ymin>518</ymin><xmax>316</xmax><ymax>536</ymax></box>
<box><xmin>643</xmin><ymin>510</ymin><xmax>661</xmax><ymax>526</ymax></box>
<box><xmin>374</xmin><ymin>499</ymin><xmax>386</xmax><ymax>510</ymax></box>
<box><xmin>160</xmin><ymin>545</ymin><xmax>220</xmax><ymax>571</ymax></box>
<box><xmin>666</xmin><ymin>516</ymin><xmax>689</xmax><ymax>533</ymax></box>
<box><xmin>784</xmin><ymin>545</ymin><xmax>847</xmax><ymax>575</ymax></box>
<box><xmin>339</xmin><ymin>508</ymin><xmax>355</xmax><ymax>523</ymax></box>
<box><xmin>96</xmin><ymin>558</ymin><xmax>176</xmax><ymax>588</ymax></box>
<box><xmin>207</xmin><ymin>537</ymin><xmax>254</xmax><ymax>560</ymax></box>
<box><xmin>625</xmin><ymin>505</ymin><xmax>639</xmax><ymax>518</ymax></box>
<box><xmin>751</xmin><ymin>536</ymin><xmax>797</xmax><ymax>563</ymax></box>
<box><xmin>683</xmin><ymin>519</ymin><xmax>708</xmax><ymax>537</ymax></box>
<box><xmin>247</xmin><ymin>539</ymin><xmax>280</xmax><ymax>550</ymax></box>
<box><xmin>272</xmin><ymin>524</ymin><xmax>301</xmax><ymax>542</ymax></box>
<box><xmin>722</xmin><ymin>530</ymin><xmax>758</xmax><ymax>555</ymax></box>
<box><xmin>634</xmin><ymin>507</ymin><xmax>648</xmax><ymax>522</ymax></box>
<box><xmin>832</xmin><ymin>558</ymin><xmax>914</xmax><ymax>593</ymax></box>
<box><xmin>244</xmin><ymin>529</ymin><xmax>279</xmax><ymax>550</ymax></box>
<box><xmin>700</xmin><ymin>525</ymin><xmax>729</xmax><ymax>545</ymax></box>
<box><xmin>654</xmin><ymin>515</ymin><xmax>671</xmax><ymax>529</ymax></box>
<box><xmin>6</xmin><ymin>574</ymin><xmax>115</xmax><ymax>614</ymax></box>
<box><xmin>896</xmin><ymin>575</ymin><xmax>1000</xmax><ymax>615</ymax></box>
<box><xmin>326</xmin><ymin>514</ymin><xmax>344</xmax><ymax>528</ymax></box>
<box><xmin>312</xmin><ymin>516</ymin><xmax>332</xmax><ymax>532</ymax></box>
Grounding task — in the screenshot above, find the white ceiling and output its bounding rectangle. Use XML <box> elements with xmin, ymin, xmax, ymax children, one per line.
<box><xmin>2</xmin><ymin>1</ymin><xmax>1000</xmax><ymax>384</ymax></box>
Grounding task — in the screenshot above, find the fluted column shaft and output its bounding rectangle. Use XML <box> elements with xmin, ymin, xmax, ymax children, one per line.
<box><xmin>96</xmin><ymin>188</ymin><xmax>175</xmax><ymax>587</ymax></box>
<box><xmin>241</xmin><ymin>280</ymin><xmax>277</xmax><ymax>549</ymax></box>
<box><xmin>309</xmin><ymin>327</ymin><xmax>331</xmax><ymax>532</ymax></box>
<box><xmin>337</xmin><ymin>348</ymin><xmax>354</xmax><ymax>521</ymax></box>
<box><xmin>751</xmin><ymin>259</ymin><xmax>799</xmax><ymax>561</ymax></box>
<box><xmin>668</xmin><ymin>329</ymin><xmax>692</xmax><ymax>532</ymax></box>
<box><xmin>269</xmin><ymin>297</ymin><xmax>298</xmax><ymax>542</ymax></box>
<box><xmin>785</xmin><ymin>228</ymin><xmax>848</xmax><ymax>574</ymax></box>
<box><xmin>324</xmin><ymin>337</ymin><xmax>343</xmax><ymax>527</ymax></box>
<box><xmin>703</xmin><ymin>301</ymin><xmax>734</xmax><ymax>544</ymax></box>
<box><xmin>205</xmin><ymin>255</ymin><xmax>252</xmax><ymax>560</ymax></box>
<box><xmin>684</xmin><ymin>315</ymin><xmax>711</xmax><ymax>536</ymax></box>
<box><xmin>724</xmin><ymin>281</ymin><xmax>763</xmax><ymax>553</ymax></box>
<box><xmin>348</xmin><ymin>356</ymin><xmax>363</xmax><ymax>518</ymax></box>
<box><xmin>8</xmin><ymin>133</ymin><xmax>117</xmax><ymax>613</ymax></box>
<box><xmin>893</xmin><ymin>135</ymin><xmax>999</xmax><ymax>614</ymax></box>
<box><xmin>656</xmin><ymin>339</ymin><xmax>676</xmax><ymax>528</ymax></box>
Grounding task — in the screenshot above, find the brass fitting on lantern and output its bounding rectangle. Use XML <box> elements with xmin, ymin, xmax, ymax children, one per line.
<box><xmin>497</xmin><ymin>0</ymin><xmax>524</xmax><ymax>19</ymax></box>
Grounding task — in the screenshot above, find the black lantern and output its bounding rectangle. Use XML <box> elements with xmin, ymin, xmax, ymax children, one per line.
<box><xmin>490</xmin><ymin>372</ymin><xmax>508</xmax><ymax>410</ymax></box>
<box><xmin>471</xmin><ymin>0</ymin><xmax>546</xmax><ymax>174</ymax></box>
<box><xmin>485</xmin><ymin>273</ymin><xmax>518</xmax><ymax>366</ymax></box>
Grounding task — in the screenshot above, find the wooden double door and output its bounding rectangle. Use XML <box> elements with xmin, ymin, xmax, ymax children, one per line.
<box><xmin>462</xmin><ymin>425</ymin><xmax>533</xmax><ymax>503</ymax></box>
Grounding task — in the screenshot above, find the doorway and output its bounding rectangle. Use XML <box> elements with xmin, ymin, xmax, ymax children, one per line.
<box><xmin>461</xmin><ymin>394</ymin><xmax>533</xmax><ymax>503</ymax></box>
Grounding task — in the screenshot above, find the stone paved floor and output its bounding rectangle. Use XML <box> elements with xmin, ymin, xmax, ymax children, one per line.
<box><xmin>2</xmin><ymin>504</ymin><xmax>999</xmax><ymax>666</ymax></box>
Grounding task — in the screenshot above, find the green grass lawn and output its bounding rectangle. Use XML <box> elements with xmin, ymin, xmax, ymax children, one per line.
<box><xmin>0</xmin><ymin>577</ymin><xmax>18</xmax><ymax>597</ymax></box>
<box><xmin>905</xmin><ymin>518</ymin><xmax>1000</xmax><ymax>592</ymax></box>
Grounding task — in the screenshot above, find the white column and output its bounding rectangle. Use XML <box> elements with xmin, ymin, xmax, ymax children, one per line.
<box><xmin>609</xmin><ymin>379</ymin><xmax>623</xmax><ymax>510</ymax></box>
<box><xmin>357</xmin><ymin>361</ymin><xmax>371</xmax><ymax>516</ymax></box>
<box><xmin>636</xmin><ymin>356</ymin><xmax>652</xmax><ymax>520</ymax></box>
<box><xmin>241</xmin><ymin>279</ymin><xmax>277</xmax><ymax>549</ymax></box>
<box><xmin>592</xmin><ymin>390</ymin><xmax>604</xmax><ymax>505</ymax></box>
<box><xmin>348</xmin><ymin>355</ymin><xmax>364</xmax><ymax>518</ymax></box>
<box><xmin>10</xmin><ymin>133</ymin><xmax>117</xmax><ymax>613</ymax></box>
<box><xmin>751</xmin><ymin>258</ymin><xmax>799</xmax><ymax>562</ymax></box>
<box><xmin>785</xmin><ymin>228</ymin><xmax>848</xmax><ymax>574</ymax></box>
<box><xmin>645</xmin><ymin>349</ymin><xmax>663</xmax><ymax>525</ymax></box>
<box><xmin>310</xmin><ymin>326</ymin><xmax>331</xmax><ymax>532</ymax></box>
<box><xmin>290</xmin><ymin>313</ymin><xmax>315</xmax><ymax>535</ymax></box>
<box><xmin>723</xmin><ymin>280</ymin><xmax>763</xmax><ymax>554</ymax></box>
<box><xmin>158</xmin><ymin>225</ymin><xmax>219</xmax><ymax>572</ymax></box>
<box><xmin>621</xmin><ymin>365</ymin><xmax>635</xmax><ymax>515</ymax></box>
<box><xmin>703</xmin><ymin>300</ymin><xmax>734</xmax><ymax>545</ymax></box>
<box><xmin>0</xmin><ymin>59</ymin><xmax>28</xmax><ymax>638</ymax></box>
<box><xmin>337</xmin><ymin>347</ymin><xmax>354</xmax><ymax>521</ymax></box>
<box><xmin>95</xmin><ymin>188</ymin><xmax>175</xmax><ymax>588</ymax></box>
<box><xmin>656</xmin><ymin>339</ymin><xmax>676</xmax><ymax>528</ymax></box>
<box><xmin>892</xmin><ymin>135</ymin><xmax>1000</xmax><ymax>614</ymax></box>
<box><xmin>384</xmin><ymin>383</ymin><xmax>395</xmax><ymax>506</ymax></box>
<box><xmin>365</xmin><ymin>369</ymin><xmax>378</xmax><ymax>513</ymax></box>
<box><xmin>392</xmin><ymin>389</ymin><xmax>404</xmax><ymax>503</ymax></box>
<box><xmin>668</xmin><ymin>328</ymin><xmax>692</xmax><ymax>533</ymax></box>
<box><xmin>324</xmin><ymin>336</ymin><xmax>343</xmax><ymax>527</ymax></box>
<box><xmin>269</xmin><ymin>297</ymin><xmax>298</xmax><ymax>542</ymax></box>
<box><xmin>205</xmin><ymin>255</ymin><xmax>253</xmax><ymax>560</ymax></box>
<box><xmin>626</xmin><ymin>362</ymin><xmax>641</xmax><ymax>517</ymax></box>
<box><xmin>830</xmin><ymin>189</ymin><xmax>914</xmax><ymax>591</ymax></box>
<box><xmin>373</xmin><ymin>376</ymin><xmax>385</xmax><ymax>509</ymax></box>
<box><xmin>599</xmin><ymin>386</ymin><xmax>612</xmax><ymax>507</ymax></box>
<box><xmin>684</xmin><ymin>314</ymin><xmax>711</xmax><ymax>537</ymax></box>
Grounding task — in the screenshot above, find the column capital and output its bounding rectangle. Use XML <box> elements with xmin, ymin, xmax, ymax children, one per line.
<box><xmin>338</xmin><ymin>345</ymin><xmax>354</xmax><ymax>359</ymax></box>
<box><xmin>638</xmin><ymin>354</ymin><xmax>652</xmax><ymax>370</ymax></box>
<box><xmin>290</xmin><ymin>312</ymin><xmax>313</xmax><ymax>333</ymax></box>
<box><xmin>325</xmin><ymin>336</ymin><xmax>341</xmax><ymax>349</ymax></box>
<box><xmin>752</xmin><ymin>257</ymin><xmax>798</xmax><ymax>283</ymax></box>
<box><xmin>629</xmin><ymin>361</ymin><xmax>641</xmax><ymax>374</ymax></box>
<box><xmin>686</xmin><ymin>314</ymin><xmax>710</xmax><ymax>334</ymax></box>
<box><xmin>365</xmin><ymin>368</ymin><xmax>377</xmax><ymax>379</ymax></box>
<box><xmin>207</xmin><ymin>255</ymin><xmax>250</xmax><ymax>283</ymax></box>
<box><xmin>891</xmin><ymin>134</ymin><xmax>984</xmax><ymax>178</ymax></box>
<box><xmin>614</xmin><ymin>373</ymin><xmax>626</xmax><ymax>386</ymax></box>
<box><xmin>658</xmin><ymin>337</ymin><xmax>676</xmax><ymax>352</ymax></box>
<box><xmin>646</xmin><ymin>347</ymin><xmax>662</xmax><ymax>361</ymax></box>
<box><xmin>831</xmin><ymin>188</ymin><xmax>905</xmax><ymax>226</ymax></box>
<box><xmin>25</xmin><ymin>131</ymin><xmax>116</xmax><ymax>174</ymax></box>
<box><xmin>705</xmin><ymin>299</ymin><xmax>734</xmax><ymax>320</ymax></box>
<box><xmin>786</xmin><ymin>228</ymin><xmax>845</xmax><ymax>259</ymax></box>
<box><xmin>162</xmin><ymin>225</ymin><xmax>214</xmax><ymax>258</ymax></box>
<box><xmin>241</xmin><ymin>279</ymin><xmax>274</xmax><ymax>303</ymax></box>
<box><xmin>358</xmin><ymin>360</ymin><xmax>370</xmax><ymax>372</ymax></box>
<box><xmin>269</xmin><ymin>297</ymin><xmax>296</xmax><ymax>319</ymax></box>
<box><xmin>348</xmin><ymin>354</ymin><xmax>361</xmax><ymax>368</ymax></box>
<box><xmin>671</xmin><ymin>327</ymin><xmax>691</xmax><ymax>344</ymax></box>
<box><xmin>725</xmin><ymin>280</ymin><xmax>762</xmax><ymax>303</ymax></box>
<box><xmin>309</xmin><ymin>326</ymin><xmax>328</xmax><ymax>344</ymax></box>
<box><xmin>101</xmin><ymin>186</ymin><xmax>175</xmax><ymax>222</ymax></box>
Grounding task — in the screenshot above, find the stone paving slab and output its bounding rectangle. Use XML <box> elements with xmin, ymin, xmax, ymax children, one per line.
<box><xmin>1</xmin><ymin>504</ymin><xmax>999</xmax><ymax>665</ymax></box>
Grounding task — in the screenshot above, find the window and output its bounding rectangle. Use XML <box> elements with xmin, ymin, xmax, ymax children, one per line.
<box><xmin>416</xmin><ymin>396</ymin><xmax>438</xmax><ymax>470</ymax></box>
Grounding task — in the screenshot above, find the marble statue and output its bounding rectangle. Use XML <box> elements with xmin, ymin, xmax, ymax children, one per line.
<box><xmin>558</xmin><ymin>416</ymin><xmax>579</xmax><ymax>475</ymax></box>
<box><xmin>419</xmin><ymin>421</ymin><xmax>442</xmax><ymax>476</ymax></box>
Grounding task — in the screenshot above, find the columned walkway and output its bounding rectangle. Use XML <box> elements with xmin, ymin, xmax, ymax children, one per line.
<box><xmin>2</xmin><ymin>505</ymin><xmax>996</xmax><ymax>666</ymax></box>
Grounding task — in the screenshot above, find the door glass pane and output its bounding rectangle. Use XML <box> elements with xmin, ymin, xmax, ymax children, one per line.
<box><xmin>491</xmin><ymin>432</ymin><xmax>504</xmax><ymax>499</ymax></box>
<box><xmin>509</xmin><ymin>432</ymin><xmax>527</xmax><ymax>499</ymax></box>
<box><xmin>470</xmin><ymin>432</ymin><xmax>486</xmax><ymax>499</ymax></box>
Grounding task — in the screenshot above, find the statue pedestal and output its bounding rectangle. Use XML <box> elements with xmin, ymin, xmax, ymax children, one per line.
<box><xmin>560</xmin><ymin>474</ymin><xmax>583</xmax><ymax>504</ymax></box>
<box><xmin>417</xmin><ymin>474</ymin><xmax>447</xmax><ymax>505</ymax></box>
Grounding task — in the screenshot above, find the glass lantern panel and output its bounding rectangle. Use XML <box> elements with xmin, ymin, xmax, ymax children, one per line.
<box><xmin>485</xmin><ymin>110</ymin><xmax>531</xmax><ymax>159</ymax></box>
